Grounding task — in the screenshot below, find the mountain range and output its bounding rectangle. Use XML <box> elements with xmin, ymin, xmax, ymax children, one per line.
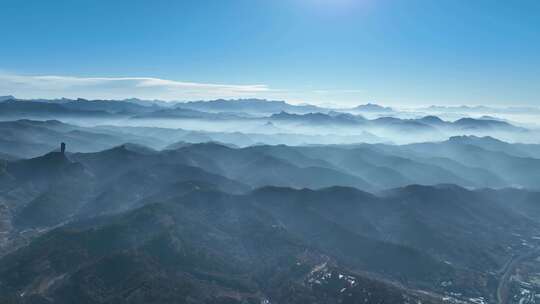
<box><xmin>2</xmin><ymin>144</ymin><xmax>540</xmax><ymax>303</ymax></box>
<box><xmin>0</xmin><ymin>96</ymin><xmax>539</xmax><ymax>303</ymax></box>
<box><xmin>1</xmin><ymin>98</ymin><xmax>534</xmax><ymax>146</ymax></box>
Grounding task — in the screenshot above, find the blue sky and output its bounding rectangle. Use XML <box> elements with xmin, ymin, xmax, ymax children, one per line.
<box><xmin>0</xmin><ymin>0</ymin><xmax>539</xmax><ymax>107</ymax></box>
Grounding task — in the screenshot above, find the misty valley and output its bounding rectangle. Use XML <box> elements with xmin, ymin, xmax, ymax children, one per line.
<box><xmin>0</xmin><ymin>97</ymin><xmax>540</xmax><ymax>304</ymax></box>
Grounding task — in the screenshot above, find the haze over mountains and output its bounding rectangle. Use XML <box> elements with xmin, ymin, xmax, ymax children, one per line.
<box><xmin>0</xmin><ymin>96</ymin><xmax>540</xmax><ymax>304</ymax></box>
<box><xmin>0</xmin><ymin>97</ymin><xmax>537</xmax><ymax>145</ymax></box>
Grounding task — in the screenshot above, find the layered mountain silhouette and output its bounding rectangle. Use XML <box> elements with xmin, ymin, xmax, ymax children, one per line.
<box><xmin>0</xmin><ymin>99</ymin><xmax>533</xmax><ymax>146</ymax></box>
<box><xmin>0</xmin><ymin>97</ymin><xmax>539</xmax><ymax>303</ymax></box>
<box><xmin>1</xmin><ymin>140</ymin><xmax>540</xmax><ymax>302</ymax></box>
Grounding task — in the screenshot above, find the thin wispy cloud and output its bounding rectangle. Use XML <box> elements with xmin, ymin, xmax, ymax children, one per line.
<box><xmin>0</xmin><ymin>73</ymin><xmax>271</xmax><ymax>101</ymax></box>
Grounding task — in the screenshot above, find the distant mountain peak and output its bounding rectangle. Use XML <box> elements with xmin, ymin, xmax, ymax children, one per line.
<box><xmin>448</xmin><ymin>135</ymin><xmax>505</xmax><ymax>144</ymax></box>
<box><xmin>419</xmin><ymin>115</ymin><xmax>445</xmax><ymax>124</ymax></box>
<box><xmin>5</xmin><ymin>149</ymin><xmax>78</xmax><ymax>182</ymax></box>
<box><xmin>453</xmin><ymin>117</ymin><xmax>514</xmax><ymax>129</ymax></box>
<box><xmin>108</xmin><ymin>143</ymin><xmax>154</xmax><ymax>153</ymax></box>
<box><xmin>353</xmin><ymin>103</ymin><xmax>393</xmax><ymax>112</ymax></box>
<box><xmin>39</xmin><ymin>151</ymin><xmax>70</xmax><ymax>162</ymax></box>
<box><xmin>0</xmin><ymin>95</ymin><xmax>15</xmax><ymax>102</ymax></box>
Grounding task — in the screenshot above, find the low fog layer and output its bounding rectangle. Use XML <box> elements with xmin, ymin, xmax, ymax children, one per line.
<box><xmin>0</xmin><ymin>97</ymin><xmax>538</xmax><ymax>146</ymax></box>
<box><xmin>0</xmin><ymin>98</ymin><xmax>539</xmax><ymax>192</ymax></box>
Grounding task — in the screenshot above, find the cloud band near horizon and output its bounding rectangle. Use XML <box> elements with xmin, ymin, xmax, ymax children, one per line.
<box><xmin>0</xmin><ymin>73</ymin><xmax>272</xmax><ymax>101</ymax></box>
